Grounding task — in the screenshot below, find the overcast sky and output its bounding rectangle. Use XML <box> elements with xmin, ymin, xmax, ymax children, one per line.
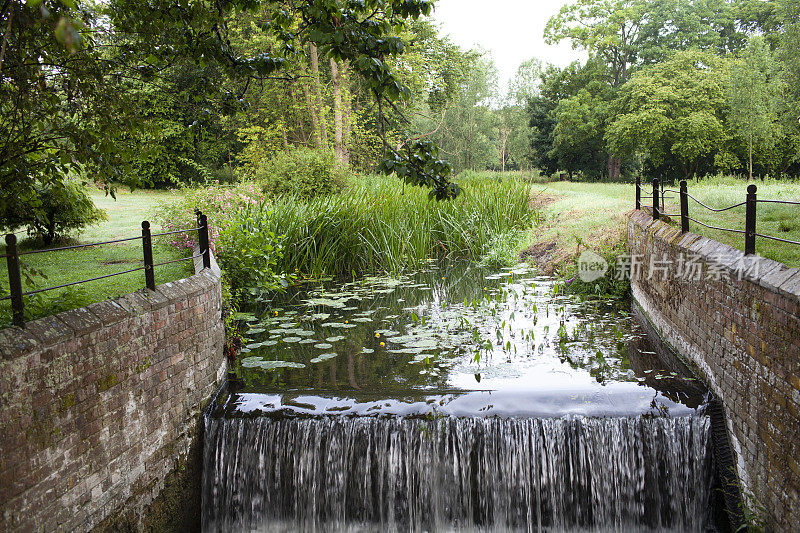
<box><xmin>432</xmin><ymin>0</ymin><xmax>586</xmax><ymax>93</ymax></box>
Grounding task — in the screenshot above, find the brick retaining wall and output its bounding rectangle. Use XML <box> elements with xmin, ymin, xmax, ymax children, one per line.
<box><xmin>628</xmin><ymin>210</ymin><xmax>800</xmax><ymax>529</ymax></box>
<box><xmin>0</xmin><ymin>252</ymin><xmax>226</xmax><ymax>531</ymax></box>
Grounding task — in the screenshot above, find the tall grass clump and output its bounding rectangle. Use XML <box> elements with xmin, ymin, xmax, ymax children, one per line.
<box><xmin>260</xmin><ymin>174</ymin><xmax>533</xmax><ymax>277</ymax></box>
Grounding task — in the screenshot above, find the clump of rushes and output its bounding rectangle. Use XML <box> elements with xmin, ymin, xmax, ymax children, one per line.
<box><xmin>158</xmin><ymin>173</ymin><xmax>534</xmax><ymax>282</ymax></box>
<box><xmin>261</xmin><ymin>173</ymin><xmax>533</xmax><ymax>277</ymax></box>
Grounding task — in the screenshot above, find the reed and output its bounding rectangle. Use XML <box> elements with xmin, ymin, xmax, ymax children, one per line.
<box><xmin>258</xmin><ymin>174</ymin><xmax>534</xmax><ymax>277</ymax></box>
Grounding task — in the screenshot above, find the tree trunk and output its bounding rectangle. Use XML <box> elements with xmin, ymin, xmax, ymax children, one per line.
<box><xmin>309</xmin><ymin>43</ymin><xmax>328</xmax><ymax>148</ymax></box>
<box><xmin>607</xmin><ymin>156</ymin><xmax>621</xmax><ymax>180</ymax></box>
<box><xmin>341</xmin><ymin>61</ymin><xmax>352</xmax><ymax>165</ymax></box>
<box><xmin>302</xmin><ymin>83</ymin><xmax>320</xmax><ymax>147</ymax></box>
<box><xmin>331</xmin><ymin>58</ymin><xmax>345</xmax><ymax>163</ymax></box>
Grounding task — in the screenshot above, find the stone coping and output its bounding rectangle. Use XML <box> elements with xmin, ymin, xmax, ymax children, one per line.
<box><xmin>629</xmin><ymin>210</ymin><xmax>800</xmax><ymax>301</ymax></box>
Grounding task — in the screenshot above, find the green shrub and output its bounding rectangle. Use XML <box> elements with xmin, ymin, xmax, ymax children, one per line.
<box><xmin>0</xmin><ymin>180</ymin><xmax>108</xmax><ymax>245</ymax></box>
<box><xmin>258</xmin><ymin>173</ymin><xmax>534</xmax><ymax>276</ymax></box>
<box><xmin>256</xmin><ymin>147</ymin><xmax>346</xmax><ymax>199</ymax></box>
<box><xmin>216</xmin><ymin>201</ymin><xmax>290</xmax><ymax>294</ymax></box>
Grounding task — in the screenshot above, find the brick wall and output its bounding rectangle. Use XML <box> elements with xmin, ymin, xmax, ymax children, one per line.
<box><xmin>0</xmin><ymin>253</ymin><xmax>226</xmax><ymax>531</ymax></box>
<box><xmin>628</xmin><ymin>210</ymin><xmax>800</xmax><ymax>529</ymax></box>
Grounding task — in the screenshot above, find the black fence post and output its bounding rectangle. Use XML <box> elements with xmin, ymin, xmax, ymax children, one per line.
<box><xmin>142</xmin><ymin>221</ymin><xmax>156</xmax><ymax>290</ymax></box>
<box><xmin>745</xmin><ymin>184</ymin><xmax>757</xmax><ymax>255</ymax></box>
<box><xmin>5</xmin><ymin>234</ymin><xmax>25</xmax><ymax>328</ymax></box>
<box><xmin>652</xmin><ymin>178</ymin><xmax>660</xmax><ymax>221</ymax></box>
<box><xmin>679</xmin><ymin>180</ymin><xmax>689</xmax><ymax>233</ymax></box>
<box><xmin>199</xmin><ymin>213</ymin><xmax>211</xmax><ymax>269</ymax></box>
<box><xmin>635</xmin><ymin>177</ymin><xmax>641</xmax><ymax>210</ymax></box>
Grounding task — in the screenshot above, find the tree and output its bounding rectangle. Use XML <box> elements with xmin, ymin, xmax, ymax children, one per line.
<box><xmin>0</xmin><ymin>180</ymin><xmax>108</xmax><ymax>245</ymax></box>
<box><xmin>606</xmin><ymin>50</ymin><xmax>727</xmax><ymax>179</ymax></box>
<box><xmin>0</xmin><ymin>1</ymin><xmax>126</xmax><ymax>229</ymax></box>
<box><xmin>1</xmin><ymin>0</ymin><xmax>461</xmax><ymax>232</ymax></box>
<box><xmin>725</xmin><ymin>36</ymin><xmax>778</xmax><ymax>179</ymax></box>
<box><xmin>527</xmin><ymin>96</ymin><xmax>558</xmax><ymax>177</ymax></box>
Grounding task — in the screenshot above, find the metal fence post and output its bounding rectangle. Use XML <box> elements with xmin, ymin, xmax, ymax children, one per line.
<box><xmin>142</xmin><ymin>221</ymin><xmax>156</xmax><ymax>290</ymax></box>
<box><xmin>5</xmin><ymin>234</ymin><xmax>25</xmax><ymax>328</ymax></box>
<box><xmin>652</xmin><ymin>178</ymin><xmax>660</xmax><ymax>221</ymax></box>
<box><xmin>745</xmin><ymin>184</ymin><xmax>757</xmax><ymax>255</ymax></box>
<box><xmin>660</xmin><ymin>180</ymin><xmax>666</xmax><ymax>211</ymax></box>
<box><xmin>635</xmin><ymin>177</ymin><xmax>641</xmax><ymax>210</ymax></box>
<box><xmin>679</xmin><ymin>180</ymin><xmax>689</xmax><ymax>233</ymax></box>
<box><xmin>199</xmin><ymin>213</ymin><xmax>211</xmax><ymax>269</ymax></box>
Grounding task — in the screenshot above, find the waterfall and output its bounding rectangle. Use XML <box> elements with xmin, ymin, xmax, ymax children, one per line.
<box><xmin>202</xmin><ymin>415</ymin><xmax>712</xmax><ymax>532</ymax></box>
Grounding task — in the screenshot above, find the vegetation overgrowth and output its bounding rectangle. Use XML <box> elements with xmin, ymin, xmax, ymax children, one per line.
<box><xmin>157</xmin><ymin>173</ymin><xmax>535</xmax><ymax>293</ymax></box>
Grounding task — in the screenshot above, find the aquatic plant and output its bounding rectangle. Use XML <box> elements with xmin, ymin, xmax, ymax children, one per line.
<box><xmin>259</xmin><ymin>173</ymin><xmax>534</xmax><ymax>277</ymax></box>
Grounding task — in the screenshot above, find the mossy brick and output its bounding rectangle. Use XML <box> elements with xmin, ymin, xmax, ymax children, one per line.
<box><xmin>85</xmin><ymin>300</ymin><xmax>129</xmax><ymax>327</ymax></box>
<box><xmin>115</xmin><ymin>291</ymin><xmax>152</xmax><ymax>316</ymax></box>
<box><xmin>24</xmin><ymin>315</ymin><xmax>74</xmax><ymax>347</ymax></box>
<box><xmin>53</xmin><ymin>307</ymin><xmax>103</xmax><ymax>336</ymax></box>
<box><xmin>0</xmin><ymin>326</ymin><xmax>40</xmax><ymax>360</ymax></box>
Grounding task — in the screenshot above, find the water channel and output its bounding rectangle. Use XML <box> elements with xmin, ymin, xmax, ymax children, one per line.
<box><xmin>202</xmin><ymin>262</ymin><xmax>726</xmax><ymax>532</ymax></box>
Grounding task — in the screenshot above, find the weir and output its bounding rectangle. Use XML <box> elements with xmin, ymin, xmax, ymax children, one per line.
<box><xmin>202</xmin><ymin>412</ymin><xmax>712</xmax><ymax>531</ymax></box>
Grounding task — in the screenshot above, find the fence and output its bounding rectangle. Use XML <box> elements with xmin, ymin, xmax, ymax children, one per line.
<box><xmin>1</xmin><ymin>210</ymin><xmax>211</xmax><ymax>328</ymax></box>
<box><xmin>635</xmin><ymin>178</ymin><xmax>800</xmax><ymax>256</ymax></box>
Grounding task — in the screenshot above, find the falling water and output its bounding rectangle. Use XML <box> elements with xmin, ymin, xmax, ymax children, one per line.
<box><xmin>202</xmin><ymin>414</ymin><xmax>712</xmax><ymax>532</ymax></box>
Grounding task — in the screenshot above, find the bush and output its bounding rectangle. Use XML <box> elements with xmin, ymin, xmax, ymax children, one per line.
<box><xmin>154</xmin><ymin>182</ymin><xmax>266</xmax><ymax>252</ymax></box>
<box><xmin>216</xmin><ymin>202</ymin><xmax>289</xmax><ymax>294</ymax></box>
<box><xmin>256</xmin><ymin>147</ymin><xmax>346</xmax><ymax>199</ymax></box>
<box><xmin>0</xmin><ymin>180</ymin><xmax>107</xmax><ymax>245</ymax></box>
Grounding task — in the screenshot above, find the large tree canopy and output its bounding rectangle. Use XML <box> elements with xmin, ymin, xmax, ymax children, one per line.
<box><xmin>605</xmin><ymin>50</ymin><xmax>727</xmax><ymax>178</ymax></box>
<box><xmin>0</xmin><ymin>0</ymin><xmax>460</xmax><ymax>234</ymax></box>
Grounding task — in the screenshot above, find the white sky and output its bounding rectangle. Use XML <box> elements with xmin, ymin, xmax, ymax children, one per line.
<box><xmin>432</xmin><ymin>0</ymin><xmax>586</xmax><ymax>94</ymax></box>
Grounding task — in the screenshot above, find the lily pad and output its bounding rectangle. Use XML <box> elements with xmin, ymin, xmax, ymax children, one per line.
<box><xmin>314</xmin><ymin>343</ymin><xmax>333</xmax><ymax>349</ymax></box>
<box><xmin>247</xmin><ymin>327</ymin><xmax>266</xmax><ymax>334</ymax></box>
<box><xmin>309</xmin><ymin>352</ymin><xmax>338</xmax><ymax>363</ymax></box>
<box><xmin>323</xmin><ymin>322</ymin><xmax>356</xmax><ymax>329</ymax></box>
<box><xmin>299</xmin><ymin>339</ymin><xmax>318</xmax><ymax>344</ymax></box>
<box><xmin>283</xmin><ymin>337</ymin><xmax>302</xmax><ymax>343</ymax></box>
<box><xmin>352</xmin><ymin>317</ymin><xmax>373</xmax><ymax>323</ymax></box>
<box><xmin>240</xmin><ymin>357</ymin><xmax>305</xmax><ymax>370</ymax></box>
<box><xmin>360</xmin><ymin>348</ymin><xmax>375</xmax><ymax>354</ymax></box>
<box><xmin>326</xmin><ymin>336</ymin><xmax>346</xmax><ymax>343</ymax></box>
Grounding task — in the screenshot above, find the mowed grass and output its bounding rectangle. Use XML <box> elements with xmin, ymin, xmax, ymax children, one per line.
<box><xmin>1</xmin><ymin>187</ymin><xmax>193</xmax><ymax>328</ymax></box>
<box><xmin>660</xmin><ymin>176</ymin><xmax>800</xmax><ymax>267</ymax></box>
<box><xmin>518</xmin><ymin>181</ymin><xmax>633</xmax><ymax>272</ymax></box>
<box><xmin>517</xmin><ymin>176</ymin><xmax>800</xmax><ymax>269</ymax></box>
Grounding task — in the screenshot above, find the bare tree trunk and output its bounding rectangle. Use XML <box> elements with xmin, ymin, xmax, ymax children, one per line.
<box><xmin>608</xmin><ymin>156</ymin><xmax>621</xmax><ymax>180</ymax></box>
<box><xmin>331</xmin><ymin>58</ymin><xmax>345</xmax><ymax>162</ymax></box>
<box><xmin>309</xmin><ymin>43</ymin><xmax>328</xmax><ymax>148</ymax></box>
<box><xmin>302</xmin><ymin>82</ymin><xmax>320</xmax><ymax>147</ymax></box>
<box><xmin>341</xmin><ymin>61</ymin><xmax>352</xmax><ymax>165</ymax></box>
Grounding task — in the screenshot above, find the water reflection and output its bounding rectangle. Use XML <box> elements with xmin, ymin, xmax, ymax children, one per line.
<box><xmin>228</xmin><ymin>261</ymin><xmax>705</xmax><ymax>416</ymax></box>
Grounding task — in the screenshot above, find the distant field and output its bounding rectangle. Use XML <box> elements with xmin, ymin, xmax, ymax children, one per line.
<box><xmin>516</xmin><ymin>176</ymin><xmax>800</xmax><ymax>270</ymax></box>
<box><xmin>1</xmin><ymin>187</ymin><xmax>192</xmax><ymax>328</ymax></box>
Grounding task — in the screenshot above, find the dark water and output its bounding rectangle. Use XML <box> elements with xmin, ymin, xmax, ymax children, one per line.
<box><xmin>203</xmin><ymin>262</ymin><xmax>715</xmax><ymax>532</ymax></box>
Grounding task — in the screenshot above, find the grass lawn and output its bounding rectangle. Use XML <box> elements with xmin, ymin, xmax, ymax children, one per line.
<box><xmin>518</xmin><ymin>176</ymin><xmax>800</xmax><ymax>271</ymax></box>
<box><xmin>518</xmin><ymin>181</ymin><xmax>633</xmax><ymax>274</ymax></box>
<box><xmin>660</xmin><ymin>177</ymin><xmax>800</xmax><ymax>267</ymax></box>
<box><xmin>1</xmin><ymin>187</ymin><xmax>193</xmax><ymax>328</ymax></box>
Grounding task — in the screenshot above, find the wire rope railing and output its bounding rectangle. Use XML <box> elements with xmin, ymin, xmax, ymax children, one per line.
<box><xmin>2</xmin><ymin>210</ymin><xmax>211</xmax><ymax>328</ymax></box>
<box><xmin>635</xmin><ymin>178</ymin><xmax>798</xmax><ymax>256</ymax></box>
